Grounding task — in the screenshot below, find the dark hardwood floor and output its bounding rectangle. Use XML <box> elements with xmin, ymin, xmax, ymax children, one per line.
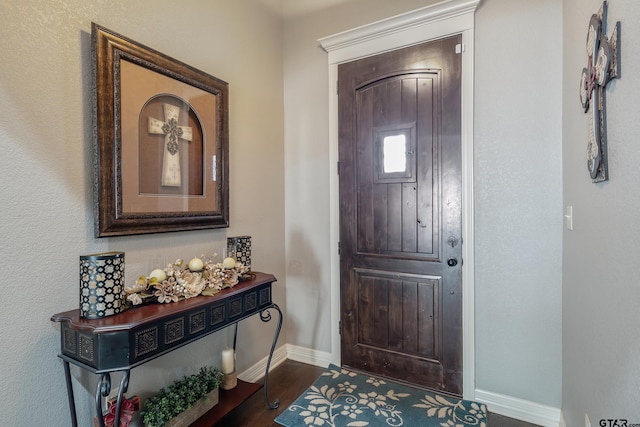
<box><xmin>217</xmin><ymin>359</ymin><xmax>541</xmax><ymax>427</ymax></box>
<box><xmin>217</xmin><ymin>359</ymin><xmax>325</xmax><ymax>426</ymax></box>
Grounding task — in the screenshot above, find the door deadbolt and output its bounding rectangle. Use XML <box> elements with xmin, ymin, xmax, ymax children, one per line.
<box><xmin>447</xmin><ymin>258</ymin><xmax>458</xmax><ymax>267</ymax></box>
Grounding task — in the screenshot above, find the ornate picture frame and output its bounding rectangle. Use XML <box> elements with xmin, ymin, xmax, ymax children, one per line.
<box><xmin>92</xmin><ymin>23</ymin><xmax>229</xmax><ymax>237</ymax></box>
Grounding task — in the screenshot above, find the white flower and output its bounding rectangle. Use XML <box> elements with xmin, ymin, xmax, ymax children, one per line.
<box><xmin>358</xmin><ymin>391</ymin><xmax>386</xmax><ymax>413</ymax></box>
<box><xmin>299</xmin><ymin>405</ymin><xmax>329</xmax><ymax>425</ymax></box>
<box><xmin>338</xmin><ymin>381</ymin><xmax>356</xmax><ymax>393</ymax></box>
<box><xmin>127</xmin><ymin>294</ymin><xmax>143</xmax><ymax>305</ymax></box>
<box><xmin>178</xmin><ymin>272</ymin><xmax>205</xmax><ymax>297</ymax></box>
<box><xmin>366</xmin><ymin>377</ymin><xmax>386</xmax><ymax>387</ymax></box>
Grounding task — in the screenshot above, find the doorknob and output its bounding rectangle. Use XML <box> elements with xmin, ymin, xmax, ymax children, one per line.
<box><xmin>447</xmin><ymin>258</ymin><xmax>458</xmax><ymax>267</ymax></box>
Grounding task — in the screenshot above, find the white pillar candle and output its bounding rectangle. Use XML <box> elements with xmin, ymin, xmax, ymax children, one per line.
<box><xmin>221</xmin><ymin>348</ymin><xmax>235</xmax><ymax>374</ymax></box>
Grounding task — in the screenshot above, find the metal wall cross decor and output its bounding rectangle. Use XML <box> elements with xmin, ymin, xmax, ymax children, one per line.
<box><xmin>579</xmin><ymin>1</ymin><xmax>620</xmax><ymax>183</ymax></box>
<box><xmin>148</xmin><ymin>103</ymin><xmax>193</xmax><ymax>187</ymax></box>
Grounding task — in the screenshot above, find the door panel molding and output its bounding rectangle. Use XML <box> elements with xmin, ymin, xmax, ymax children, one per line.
<box><xmin>319</xmin><ymin>0</ymin><xmax>477</xmax><ymax>400</ymax></box>
<box><xmin>352</xmin><ymin>268</ymin><xmax>442</xmax><ymax>360</ymax></box>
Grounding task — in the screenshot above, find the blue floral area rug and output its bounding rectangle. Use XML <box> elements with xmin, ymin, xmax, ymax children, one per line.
<box><xmin>275</xmin><ymin>364</ymin><xmax>486</xmax><ymax>427</ymax></box>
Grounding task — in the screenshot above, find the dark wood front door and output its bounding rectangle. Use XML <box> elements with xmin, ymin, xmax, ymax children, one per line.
<box><xmin>338</xmin><ymin>35</ymin><xmax>463</xmax><ymax>395</ymax></box>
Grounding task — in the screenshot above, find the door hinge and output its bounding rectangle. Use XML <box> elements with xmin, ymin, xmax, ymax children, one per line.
<box><xmin>339</xmin><ymin>320</ymin><xmax>342</xmax><ymax>335</ymax></box>
<box><xmin>455</xmin><ymin>43</ymin><xmax>465</xmax><ymax>54</ymax></box>
<box><xmin>336</xmin><ymin>80</ymin><xmax>339</xmax><ymax>95</ymax></box>
<box><xmin>338</xmin><ymin>241</ymin><xmax>341</xmax><ymax>256</ymax></box>
<box><xmin>337</xmin><ymin>161</ymin><xmax>339</xmax><ymax>175</ymax></box>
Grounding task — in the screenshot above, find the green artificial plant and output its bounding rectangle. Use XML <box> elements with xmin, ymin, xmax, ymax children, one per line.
<box><xmin>141</xmin><ymin>366</ymin><xmax>223</xmax><ymax>427</ymax></box>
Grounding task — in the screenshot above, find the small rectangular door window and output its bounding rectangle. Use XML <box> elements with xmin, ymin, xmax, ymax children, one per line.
<box><xmin>383</xmin><ymin>134</ymin><xmax>407</xmax><ymax>173</ymax></box>
<box><xmin>374</xmin><ymin>123</ymin><xmax>416</xmax><ymax>184</ymax></box>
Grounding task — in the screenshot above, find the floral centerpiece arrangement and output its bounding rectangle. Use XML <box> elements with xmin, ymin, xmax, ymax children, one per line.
<box><xmin>126</xmin><ymin>255</ymin><xmax>250</xmax><ymax>306</ymax></box>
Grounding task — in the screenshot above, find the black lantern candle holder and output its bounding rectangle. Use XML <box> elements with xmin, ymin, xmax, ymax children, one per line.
<box><xmin>79</xmin><ymin>251</ymin><xmax>126</xmax><ymax>319</ymax></box>
<box><xmin>227</xmin><ymin>236</ymin><xmax>251</xmax><ymax>271</ymax></box>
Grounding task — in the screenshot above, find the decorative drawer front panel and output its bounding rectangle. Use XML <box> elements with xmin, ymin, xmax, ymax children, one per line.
<box><xmin>246</xmin><ymin>292</ymin><xmax>257</xmax><ymax>311</ymax></box>
<box><xmin>79</xmin><ymin>335</ymin><xmax>95</xmax><ymax>362</ymax></box>
<box><xmin>164</xmin><ymin>318</ymin><xmax>185</xmax><ymax>345</ymax></box>
<box><xmin>259</xmin><ymin>288</ymin><xmax>271</xmax><ymax>307</ymax></box>
<box><xmin>135</xmin><ymin>327</ymin><xmax>159</xmax><ymax>359</ymax></box>
<box><xmin>62</xmin><ymin>327</ymin><xmax>77</xmax><ymax>355</ymax></box>
<box><xmin>229</xmin><ymin>297</ymin><xmax>243</xmax><ymax>319</ymax></box>
<box><xmin>189</xmin><ymin>310</ymin><xmax>206</xmax><ymax>335</ymax></box>
<box><xmin>211</xmin><ymin>304</ymin><xmax>225</xmax><ymax>326</ymax></box>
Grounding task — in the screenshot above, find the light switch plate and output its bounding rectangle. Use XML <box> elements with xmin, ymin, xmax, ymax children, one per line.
<box><xmin>565</xmin><ymin>205</ymin><xmax>573</xmax><ymax>230</ymax></box>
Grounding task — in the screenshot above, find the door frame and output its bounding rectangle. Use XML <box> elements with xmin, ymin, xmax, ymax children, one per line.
<box><xmin>319</xmin><ymin>0</ymin><xmax>479</xmax><ymax>400</ymax></box>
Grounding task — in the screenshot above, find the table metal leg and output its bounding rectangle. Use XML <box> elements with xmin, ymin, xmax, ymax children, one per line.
<box><xmin>113</xmin><ymin>371</ymin><xmax>131</xmax><ymax>427</ymax></box>
<box><xmin>232</xmin><ymin>322</ymin><xmax>238</xmax><ymax>352</ymax></box>
<box><xmin>95</xmin><ymin>373</ymin><xmax>111</xmax><ymax>427</ymax></box>
<box><xmin>94</xmin><ymin>370</ymin><xmax>130</xmax><ymax>427</ymax></box>
<box><xmin>260</xmin><ymin>303</ymin><xmax>282</xmax><ymax>409</ymax></box>
<box><xmin>63</xmin><ymin>360</ymin><xmax>78</xmax><ymax>427</ymax></box>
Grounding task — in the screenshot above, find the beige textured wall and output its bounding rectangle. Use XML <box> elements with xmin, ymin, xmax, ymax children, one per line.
<box><xmin>562</xmin><ymin>0</ymin><xmax>640</xmax><ymax>423</ymax></box>
<box><xmin>474</xmin><ymin>0</ymin><xmax>563</xmax><ymax>408</ymax></box>
<box><xmin>0</xmin><ymin>1</ymin><xmax>284</xmax><ymax>425</ymax></box>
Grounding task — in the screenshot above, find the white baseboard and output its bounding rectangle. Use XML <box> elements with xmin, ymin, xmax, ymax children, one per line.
<box><xmin>285</xmin><ymin>344</ymin><xmax>333</xmax><ymax>368</ymax></box>
<box><xmin>559</xmin><ymin>412</ymin><xmax>567</xmax><ymax>427</ymax></box>
<box><xmin>237</xmin><ymin>344</ymin><xmax>332</xmax><ymax>383</ymax></box>
<box><xmin>475</xmin><ymin>389</ymin><xmax>562</xmax><ymax>427</ymax></box>
<box><xmin>238</xmin><ymin>344</ymin><xmax>288</xmax><ymax>383</ymax></box>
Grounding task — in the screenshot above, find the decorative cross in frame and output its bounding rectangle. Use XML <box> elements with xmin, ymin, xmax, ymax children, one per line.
<box><xmin>579</xmin><ymin>0</ymin><xmax>620</xmax><ymax>183</ymax></box>
<box><xmin>148</xmin><ymin>103</ymin><xmax>193</xmax><ymax>187</ymax></box>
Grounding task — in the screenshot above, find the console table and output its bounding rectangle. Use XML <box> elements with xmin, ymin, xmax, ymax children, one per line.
<box><xmin>51</xmin><ymin>272</ymin><xmax>281</xmax><ymax>427</ymax></box>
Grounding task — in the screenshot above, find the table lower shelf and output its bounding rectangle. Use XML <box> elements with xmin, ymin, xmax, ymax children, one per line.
<box><xmin>190</xmin><ymin>380</ymin><xmax>263</xmax><ymax>426</ymax></box>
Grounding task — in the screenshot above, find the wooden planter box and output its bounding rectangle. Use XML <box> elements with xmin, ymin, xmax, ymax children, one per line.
<box><xmin>147</xmin><ymin>388</ymin><xmax>219</xmax><ymax>427</ymax></box>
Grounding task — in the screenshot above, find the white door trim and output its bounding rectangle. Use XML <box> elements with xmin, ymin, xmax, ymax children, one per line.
<box><xmin>319</xmin><ymin>0</ymin><xmax>479</xmax><ymax>400</ymax></box>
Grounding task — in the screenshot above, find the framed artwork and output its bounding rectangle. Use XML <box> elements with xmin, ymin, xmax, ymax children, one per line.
<box><xmin>92</xmin><ymin>23</ymin><xmax>229</xmax><ymax>237</ymax></box>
